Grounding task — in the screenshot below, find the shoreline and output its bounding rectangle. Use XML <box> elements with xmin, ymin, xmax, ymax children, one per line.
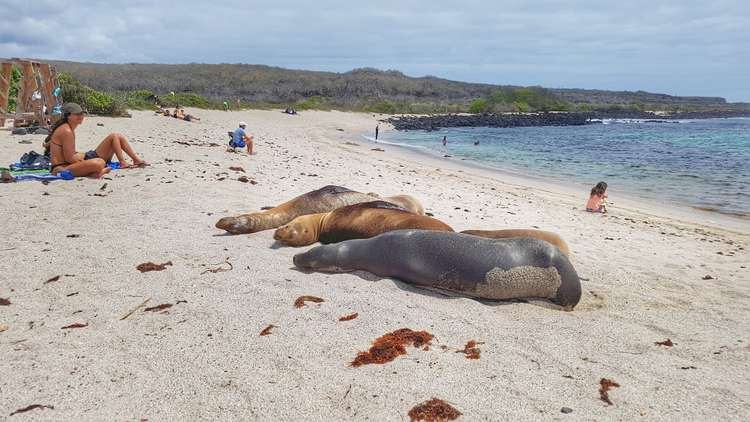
<box><xmin>1</xmin><ymin>109</ymin><xmax>748</xmax><ymax>420</ymax></box>
<box><xmin>363</xmin><ymin>129</ymin><xmax>749</xmax><ymax>235</ymax></box>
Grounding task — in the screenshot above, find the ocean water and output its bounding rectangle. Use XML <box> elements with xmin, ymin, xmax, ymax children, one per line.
<box><xmin>376</xmin><ymin>118</ymin><xmax>750</xmax><ymax>218</ymax></box>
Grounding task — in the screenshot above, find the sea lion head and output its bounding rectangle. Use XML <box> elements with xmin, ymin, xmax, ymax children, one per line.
<box><xmin>293</xmin><ymin>243</ymin><xmax>351</xmax><ymax>272</ymax></box>
<box><xmin>273</xmin><ymin>214</ymin><xmax>320</xmax><ymax>246</ymax></box>
<box><xmin>216</xmin><ymin>215</ymin><xmax>254</xmax><ymax>234</ymax></box>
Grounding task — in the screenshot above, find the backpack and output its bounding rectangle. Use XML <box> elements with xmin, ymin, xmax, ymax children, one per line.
<box><xmin>10</xmin><ymin>151</ymin><xmax>51</xmax><ymax>171</ymax></box>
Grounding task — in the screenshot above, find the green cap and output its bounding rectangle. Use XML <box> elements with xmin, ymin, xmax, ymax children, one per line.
<box><xmin>62</xmin><ymin>102</ymin><xmax>84</xmax><ymax>115</ymax></box>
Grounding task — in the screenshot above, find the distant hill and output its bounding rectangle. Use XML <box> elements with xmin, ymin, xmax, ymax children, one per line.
<box><xmin>46</xmin><ymin>60</ymin><xmax>748</xmax><ymax>113</ymax></box>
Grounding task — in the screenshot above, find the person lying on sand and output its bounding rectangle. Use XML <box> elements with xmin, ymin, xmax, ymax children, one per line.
<box><xmin>180</xmin><ymin>108</ymin><xmax>201</xmax><ymax>122</ymax></box>
<box><xmin>44</xmin><ymin>103</ymin><xmax>147</xmax><ymax>177</ymax></box>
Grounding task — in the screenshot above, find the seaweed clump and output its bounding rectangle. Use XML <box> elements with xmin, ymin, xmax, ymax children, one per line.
<box><xmin>408</xmin><ymin>398</ymin><xmax>461</xmax><ymax>422</ymax></box>
<box><xmin>351</xmin><ymin>328</ymin><xmax>433</xmax><ymax>367</ymax></box>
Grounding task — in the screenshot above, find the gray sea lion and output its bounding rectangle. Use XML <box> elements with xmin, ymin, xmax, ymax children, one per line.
<box><xmin>274</xmin><ymin>201</ymin><xmax>453</xmax><ymax>247</ymax></box>
<box><xmin>215</xmin><ymin>185</ymin><xmax>424</xmax><ymax>234</ymax></box>
<box><xmin>293</xmin><ymin>230</ymin><xmax>581</xmax><ymax>309</ymax></box>
<box><xmin>461</xmin><ymin>229</ymin><xmax>570</xmax><ymax>256</ymax></box>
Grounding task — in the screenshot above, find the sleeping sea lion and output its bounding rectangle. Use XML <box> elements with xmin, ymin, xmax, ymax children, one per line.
<box><xmin>215</xmin><ymin>185</ymin><xmax>424</xmax><ymax>234</ymax></box>
<box><xmin>274</xmin><ymin>201</ymin><xmax>453</xmax><ymax>246</ymax></box>
<box><xmin>293</xmin><ymin>230</ymin><xmax>582</xmax><ymax>309</ymax></box>
<box><xmin>461</xmin><ymin>229</ymin><xmax>570</xmax><ymax>256</ymax></box>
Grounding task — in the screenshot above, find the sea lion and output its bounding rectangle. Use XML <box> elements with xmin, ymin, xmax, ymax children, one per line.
<box><xmin>215</xmin><ymin>185</ymin><xmax>424</xmax><ymax>234</ymax></box>
<box><xmin>293</xmin><ymin>230</ymin><xmax>582</xmax><ymax>309</ymax></box>
<box><xmin>461</xmin><ymin>229</ymin><xmax>570</xmax><ymax>256</ymax></box>
<box><xmin>274</xmin><ymin>201</ymin><xmax>453</xmax><ymax>246</ymax></box>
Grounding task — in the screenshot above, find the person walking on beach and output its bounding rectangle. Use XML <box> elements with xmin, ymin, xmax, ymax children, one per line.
<box><xmin>586</xmin><ymin>181</ymin><xmax>608</xmax><ymax>213</ymax></box>
<box><xmin>230</xmin><ymin>121</ymin><xmax>254</xmax><ymax>155</ymax></box>
<box><xmin>44</xmin><ymin>102</ymin><xmax>146</xmax><ymax>178</ymax></box>
<box><xmin>375</xmin><ymin>124</ymin><xmax>379</xmax><ymax>140</ymax></box>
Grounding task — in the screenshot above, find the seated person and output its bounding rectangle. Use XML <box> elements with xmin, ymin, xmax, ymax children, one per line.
<box><xmin>586</xmin><ymin>181</ymin><xmax>608</xmax><ymax>213</ymax></box>
<box><xmin>45</xmin><ymin>103</ymin><xmax>147</xmax><ymax>178</ymax></box>
<box><xmin>229</xmin><ymin>121</ymin><xmax>254</xmax><ymax>155</ymax></box>
<box><xmin>172</xmin><ymin>108</ymin><xmax>185</xmax><ymax>119</ymax></box>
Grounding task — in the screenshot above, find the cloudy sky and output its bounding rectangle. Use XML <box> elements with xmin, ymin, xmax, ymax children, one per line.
<box><xmin>2</xmin><ymin>0</ymin><xmax>749</xmax><ymax>101</ymax></box>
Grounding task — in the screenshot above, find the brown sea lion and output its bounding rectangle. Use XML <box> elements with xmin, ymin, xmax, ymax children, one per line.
<box><xmin>460</xmin><ymin>229</ymin><xmax>570</xmax><ymax>256</ymax></box>
<box><xmin>215</xmin><ymin>185</ymin><xmax>424</xmax><ymax>234</ymax></box>
<box><xmin>293</xmin><ymin>230</ymin><xmax>582</xmax><ymax>309</ymax></box>
<box><xmin>274</xmin><ymin>201</ymin><xmax>453</xmax><ymax>246</ymax></box>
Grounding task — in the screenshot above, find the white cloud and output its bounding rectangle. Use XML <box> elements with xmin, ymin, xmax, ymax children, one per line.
<box><xmin>1</xmin><ymin>0</ymin><xmax>748</xmax><ymax>100</ymax></box>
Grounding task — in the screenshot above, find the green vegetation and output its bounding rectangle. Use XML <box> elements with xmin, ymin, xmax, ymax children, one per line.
<box><xmin>7</xmin><ymin>66</ymin><xmax>22</xmax><ymax>112</ymax></box>
<box><xmin>42</xmin><ymin>61</ymin><xmax>748</xmax><ymax>116</ymax></box>
<box><xmin>58</xmin><ymin>73</ymin><xmax>129</xmax><ymax>116</ymax></box>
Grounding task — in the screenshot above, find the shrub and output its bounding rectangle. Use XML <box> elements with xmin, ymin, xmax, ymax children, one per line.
<box><xmin>58</xmin><ymin>73</ymin><xmax>128</xmax><ymax>116</ymax></box>
<box><xmin>469</xmin><ymin>98</ymin><xmax>490</xmax><ymax>113</ymax></box>
<box><xmin>6</xmin><ymin>66</ymin><xmax>21</xmax><ymax>112</ymax></box>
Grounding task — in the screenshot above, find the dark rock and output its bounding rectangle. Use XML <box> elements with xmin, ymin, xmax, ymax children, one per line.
<box><xmin>561</xmin><ymin>407</ymin><xmax>573</xmax><ymax>414</ymax></box>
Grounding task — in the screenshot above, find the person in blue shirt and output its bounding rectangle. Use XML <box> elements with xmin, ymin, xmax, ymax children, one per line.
<box><xmin>230</xmin><ymin>122</ymin><xmax>254</xmax><ymax>154</ymax></box>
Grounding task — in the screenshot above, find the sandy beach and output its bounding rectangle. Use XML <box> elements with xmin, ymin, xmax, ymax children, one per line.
<box><xmin>1</xmin><ymin>109</ymin><xmax>748</xmax><ymax>420</ymax></box>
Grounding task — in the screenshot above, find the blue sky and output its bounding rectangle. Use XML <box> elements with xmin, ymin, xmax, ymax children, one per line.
<box><xmin>2</xmin><ymin>0</ymin><xmax>749</xmax><ymax>101</ymax></box>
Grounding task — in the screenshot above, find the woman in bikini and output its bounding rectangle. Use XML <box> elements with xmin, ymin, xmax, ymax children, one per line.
<box><xmin>586</xmin><ymin>181</ymin><xmax>609</xmax><ymax>213</ymax></box>
<box><xmin>44</xmin><ymin>103</ymin><xmax>146</xmax><ymax>178</ymax></box>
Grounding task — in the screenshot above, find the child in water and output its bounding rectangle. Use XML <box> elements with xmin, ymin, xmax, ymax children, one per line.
<box><xmin>586</xmin><ymin>181</ymin><xmax>608</xmax><ymax>213</ymax></box>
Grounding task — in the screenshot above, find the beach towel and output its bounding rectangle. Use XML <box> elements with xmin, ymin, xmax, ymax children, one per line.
<box><xmin>13</xmin><ymin>172</ymin><xmax>74</xmax><ymax>181</ymax></box>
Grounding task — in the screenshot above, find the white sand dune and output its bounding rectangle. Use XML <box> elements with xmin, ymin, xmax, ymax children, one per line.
<box><xmin>1</xmin><ymin>109</ymin><xmax>748</xmax><ymax>420</ymax></box>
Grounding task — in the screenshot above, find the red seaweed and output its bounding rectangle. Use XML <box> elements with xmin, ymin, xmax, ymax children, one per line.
<box><xmin>408</xmin><ymin>398</ymin><xmax>461</xmax><ymax>422</ymax></box>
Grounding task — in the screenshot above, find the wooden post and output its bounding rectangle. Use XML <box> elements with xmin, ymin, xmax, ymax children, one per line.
<box><xmin>17</xmin><ymin>61</ymin><xmax>37</xmax><ymax>117</ymax></box>
<box><xmin>0</xmin><ymin>62</ymin><xmax>13</xmax><ymax>127</ymax></box>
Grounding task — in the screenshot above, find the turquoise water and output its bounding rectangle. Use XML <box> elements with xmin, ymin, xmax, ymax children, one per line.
<box><xmin>378</xmin><ymin>118</ymin><xmax>750</xmax><ymax>217</ymax></box>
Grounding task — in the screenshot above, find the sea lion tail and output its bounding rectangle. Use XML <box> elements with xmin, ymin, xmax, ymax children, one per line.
<box><xmin>552</xmin><ymin>254</ymin><xmax>582</xmax><ymax>309</ymax></box>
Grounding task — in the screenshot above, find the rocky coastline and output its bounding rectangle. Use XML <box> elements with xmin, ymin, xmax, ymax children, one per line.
<box><xmin>386</xmin><ymin>110</ymin><xmax>750</xmax><ymax>131</ymax></box>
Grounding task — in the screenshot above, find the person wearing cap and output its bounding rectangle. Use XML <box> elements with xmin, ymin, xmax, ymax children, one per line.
<box><xmin>43</xmin><ymin>102</ymin><xmax>146</xmax><ymax>177</ymax></box>
<box><xmin>230</xmin><ymin>121</ymin><xmax>254</xmax><ymax>155</ymax></box>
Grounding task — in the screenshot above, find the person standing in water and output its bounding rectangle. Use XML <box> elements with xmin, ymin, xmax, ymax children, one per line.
<box><xmin>442</xmin><ymin>136</ymin><xmax>447</xmax><ymax>147</ymax></box>
<box><xmin>375</xmin><ymin>124</ymin><xmax>379</xmax><ymax>140</ymax></box>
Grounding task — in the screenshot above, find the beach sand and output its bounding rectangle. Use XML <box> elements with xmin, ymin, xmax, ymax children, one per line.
<box><xmin>1</xmin><ymin>109</ymin><xmax>748</xmax><ymax>420</ymax></box>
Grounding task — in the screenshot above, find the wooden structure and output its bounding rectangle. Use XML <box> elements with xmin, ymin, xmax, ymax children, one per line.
<box><xmin>0</xmin><ymin>58</ymin><xmax>59</xmax><ymax>128</ymax></box>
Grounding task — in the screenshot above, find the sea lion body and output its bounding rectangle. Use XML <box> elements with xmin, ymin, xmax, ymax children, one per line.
<box><xmin>293</xmin><ymin>230</ymin><xmax>581</xmax><ymax>308</ymax></box>
<box><xmin>274</xmin><ymin>201</ymin><xmax>453</xmax><ymax>246</ymax></box>
<box><xmin>461</xmin><ymin>229</ymin><xmax>570</xmax><ymax>256</ymax></box>
<box><xmin>216</xmin><ymin>185</ymin><xmax>423</xmax><ymax>234</ymax></box>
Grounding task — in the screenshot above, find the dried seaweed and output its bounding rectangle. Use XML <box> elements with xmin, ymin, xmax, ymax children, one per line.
<box><xmin>0</xmin><ymin>297</ymin><xmax>10</xmax><ymax>306</ymax></box>
<box><xmin>136</xmin><ymin>261</ymin><xmax>173</xmax><ymax>272</ymax></box>
<box><xmin>351</xmin><ymin>328</ymin><xmax>433</xmax><ymax>367</ymax></box>
<box><xmin>201</xmin><ymin>258</ymin><xmax>233</xmax><ymax>274</ymax></box>
<box><xmin>44</xmin><ymin>275</ymin><xmax>60</xmax><ymax>284</ymax></box>
<box><xmin>259</xmin><ymin>324</ymin><xmax>276</xmax><ymax>336</ymax></box>
<box><xmin>9</xmin><ymin>404</ymin><xmax>54</xmax><ymax>416</ymax></box>
<box><xmin>599</xmin><ymin>378</ymin><xmax>620</xmax><ymax>405</ymax></box>
<box><xmin>408</xmin><ymin>398</ymin><xmax>461</xmax><ymax>422</ymax></box>
<box><xmin>229</xmin><ymin>166</ymin><xmax>245</xmax><ymax>172</ymax></box>
<box><xmin>456</xmin><ymin>340</ymin><xmax>482</xmax><ymax>359</ymax></box>
<box><xmin>294</xmin><ymin>295</ymin><xmax>325</xmax><ymax>308</ymax></box>
<box><xmin>339</xmin><ymin>313</ymin><xmax>359</xmax><ymax>321</ymax></box>
<box><xmin>238</xmin><ymin>176</ymin><xmax>249</xmax><ymax>183</ymax></box>
<box><xmin>61</xmin><ymin>323</ymin><xmax>88</xmax><ymax>329</ymax></box>
<box><xmin>655</xmin><ymin>339</ymin><xmax>674</xmax><ymax>347</ymax></box>
<box><xmin>144</xmin><ymin>304</ymin><xmax>173</xmax><ymax>312</ymax></box>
